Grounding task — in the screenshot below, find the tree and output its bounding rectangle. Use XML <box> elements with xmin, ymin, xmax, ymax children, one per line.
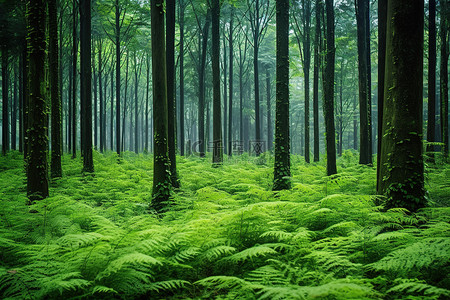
<box><xmin>151</xmin><ymin>0</ymin><xmax>171</xmax><ymax>212</ymax></box>
<box><xmin>212</xmin><ymin>0</ymin><xmax>223</xmax><ymax>165</ymax></box>
<box><xmin>49</xmin><ymin>0</ymin><xmax>62</xmax><ymax>178</ymax></box>
<box><xmin>1</xmin><ymin>42</ymin><xmax>8</xmax><ymax>156</ymax></box>
<box><xmin>27</xmin><ymin>0</ymin><xmax>49</xmax><ymax>200</ymax></box>
<box><xmin>273</xmin><ymin>0</ymin><xmax>290</xmax><ymax>191</ymax></box>
<box><xmin>355</xmin><ymin>0</ymin><xmax>371</xmax><ymax>165</ymax></box>
<box><xmin>228</xmin><ymin>5</ymin><xmax>234</xmax><ymax>156</ymax></box>
<box><xmin>427</xmin><ymin>0</ymin><xmax>436</xmax><ymax>161</ymax></box>
<box><xmin>179</xmin><ymin>0</ymin><xmax>186</xmax><ymax>156</ymax></box>
<box><xmin>72</xmin><ymin>0</ymin><xmax>78</xmax><ymax>159</ymax></box>
<box><xmin>80</xmin><ymin>0</ymin><xmax>94</xmax><ymax>173</ymax></box>
<box><xmin>166</xmin><ymin>0</ymin><xmax>179</xmax><ymax>186</ymax></box>
<box><xmin>323</xmin><ymin>0</ymin><xmax>337</xmax><ymax>176</ymax></box>
<box><xmin>313</xmin><ymin>0</ymin><xmax>321</xmax><ymax>162</ymax></box>
<box><xmin>440</xmin><ymin>0</ymin><xmax>449</xmax><ymax>159</ymax></box>
<box><xmin>378</xmin><ymin>0</ymin><xmax>425</xmax><ymax>211</ymax></box>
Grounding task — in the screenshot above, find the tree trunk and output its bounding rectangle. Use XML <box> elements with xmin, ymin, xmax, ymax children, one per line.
<box><xmin>313</xmin><ymin>0</ymin><xmax>321</xmax><ymax>162</ymax></box>
<box><xmin>134</xmin><ymin>52</ymin><xmax>139</xmax><ymax>154</ymax></box>
<box><xmin>19</xmin><ymin>51</ymin><xmax>23</xmax><ymax>152</ymax></box>
<box><xmin>440</xmin><ymin>0</ymin><xmax>449</xmax><ymax>159</ymax></box>
<box><xmin>145</xmin><ymin>53</ymin><xmax>150</xmax><ymax>152</ymax></box>
<box><xmin>323</xmin><ymin>0</ymin><xmax>337</xmax><ymax>175</ymax></box>
<box><xmin>266</xmin><ymin>66</ymin><xmax>272</xmax><ymax>152</ymax></box>
<box><xmin>223</xmin><ymin>26</ymin><xmax>228</xmax><ymax>156</ymax></box>
<box><xmin>151</xmin><ymin>0</ymin><xmax>171</xmax><ymax>212</ymax></box>
<box><xmin>49</xmin><ymin>0</ymin><xmax>62</xmax><ymax>177</ymax></box>
<box><xmin>254</xmin><ymin>0</ymin><xmax>261</xmax><ymax>150</ymax></box>
<box><xmin>356</xmin><ymin>0</ymin><xmax>371</xmax><ymax>165</ymax></box>
<box><xmin>93</xmin><ymin>49</ymin><xmax>98</xmax><ymax>149</ymax></box>
<box><xmin>427</xmin><ymin>0</ymin><xmax>436</xmax><ymax>160</ymax></box>
<box><xmin>72</xmin><ymin>0</ymin><xmax>77</xmax><ymax>158</ymax></box>
<box><xmin>115</xmin><ymin>0</ymin><xmax>121</xmax><ymax>155</ymax></box>
<box><xmin>212</xmin><ymin>0</ymin><xmax>223</xmax><ymax>165</ymax></box>
<box><xmin>303</xmin><ymin>0</ymin><xmax>311</xmax><ymax>163</ymax></box>
<box><xmin>27</xmin><ymin>0</ymin><xmax>49</xmax><ymax>200</ymax></box>
<box><xmin>379</xmin><ymin>0</ymin><xmax>425</xmax><ymax>211</ymax></box>
<box><xmin>80</xmin><ymin>0</ymin><xmax>93</xmax><ymax>172</ymax></box>
<box><xmin>11</xmin><ymin>61</ymin><xmax>17</xmax><ymax>151</ymax></box>
<box><xmin>273</xmin><ymin>0</ymin><xmax>290</xmax><ymax>190</ymax></box>
<box><xmin>99</xmin><ymin>41</ymin><xmax>104</xmax><ymax>153</ymax></box>
<box><xmin>1</xmin><ymin>45</ymin><xmax>9</xmax><ymax>155</ymax></box>
<box><xmin>166</xmin><ymin>0</ymin><xmax>179</xmax><ymax>185</ymax></box>
<box><xmin>179</xmin><ymin>0</ymin><xmax>185</xmax><ymax>156</ymax></box>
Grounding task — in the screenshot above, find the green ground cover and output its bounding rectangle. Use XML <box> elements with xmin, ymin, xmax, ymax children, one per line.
<box><xmin>0</xmin><ymin>150</ymin><xmax>449</xmax><ymax>299</ymax></box>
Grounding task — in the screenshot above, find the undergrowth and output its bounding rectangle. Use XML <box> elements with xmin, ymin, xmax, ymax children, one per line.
<box><xmin>0</xmin><ymin>149</ymin><xmax>449</xmax><ymax>299</ymax></box>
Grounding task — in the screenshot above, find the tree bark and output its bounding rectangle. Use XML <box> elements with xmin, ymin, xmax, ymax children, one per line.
<box><xmin>427</xmin><ymin>0</ymin><xmax>436</xmax><ymax>160</ymax></box>
<box><xmin>323</xmin><ymin>0</ymin><xmax>337</xmax><ymax>175</ymax></box>
<box><xmin>151</xmin><ymin>0</ymin><xmax>171</xmax><ymax>212</ymax></box>
<box><xmin>179</xmin><ymin>0</ymin><xmax>185</xmax><ymax>156</ymax></box>
<box><xmin>49</xmin><ymin>0</ymin><xmax>62</xmax><ymax>177</ymax></box>
<box><xmin>440</xmin><ymin>0</ymin><xmax>449</xmax><ymax>158</ymax></box>
<box><xmin>212</xmin><ymin>0</ymin><xmax>223</xmax><ymax>165</ymax></box>
<box><xmin>1</xmin><ymin>45</ymin><xmax>9</xmax><ymax>155</ymax></box>
<box><xmin>72</xmin><ymin>0</ymin><xmax>77</xmax><ymax>158</ymax></box>
<box><xmin>27</xmin><ymin>0</ymin><xmax>49</xmax><ymax>200</ymax></box>
<box><xmin>80</xmin><ymin>0</ymin><xmax>93</xmax><ymax>172</ymax></box>
<box><xmin>313</xmin><ymin>0</ymin><xmax>321</xmax><ymax>162</ymax></box>
<box><xmin>273</xmin><ymin>0</ymin><xmax>291</xmax><ymax>190</ymax></box>
<box><xmin>115</xmin><ymin>0</ymin><xmax>121</xmax><ymax>155</ymax></box>
<box><xmin>379</xmin><ymin>0</ymin><xmax>425</xmax><ymax>211</ymax></box>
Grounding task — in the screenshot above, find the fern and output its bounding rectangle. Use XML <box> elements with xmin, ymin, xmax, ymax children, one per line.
<box><xmin>386</xmin><ymin>280</ymin><xmax>450</xmax><ymax>298</ymax></box>
<box><xmin>222</xmin><ymin>245</ymin><xmax>278</xmax><ymax>263</ymax></box>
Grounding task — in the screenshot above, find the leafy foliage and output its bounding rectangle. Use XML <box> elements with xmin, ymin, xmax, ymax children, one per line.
<box><xmin>0</xmin><ymin>151</ymin><xmax>449</xmax><ymax>299</ymax></box>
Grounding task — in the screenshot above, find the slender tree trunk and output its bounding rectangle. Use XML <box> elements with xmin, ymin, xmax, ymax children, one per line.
<box><xmin>12</xmin><ymin>61</ymin><xmax>17</xmax><ymax>151</ymax></box>
<box><xmin>223</xmin><ymin>27</ymin><xmax>228</xmax><ymax>156</ymax></box>
<box><xmin>323</xmin><ymin>0</ymin><xmax>337</xmax><ymax>175</ymax></box>
<box><xmin>49</xmin><ymin>0</ymin><xmax>62</xmax><ymax>177</ymax></box>
<box><xmin>99</xmin><ymin>41</ymin><xmax>104</xmax><ymax>153</ymax></box>
<box><xmin>179</xmin><ymin>0</ymin><xmax>185</xmax><ymax>156</ymax></box>
<box><xmin>166</xmin><ymin>0</ymin><xmax>179</xmax><ymax>185</ymax></box>
<box><xmin>356</xmin><ymin>0</ymin><xmax>371</xmax><ymax>165</ymax></box>
<box><xmin>19</xmin><ymin>51</ymin><xmax>23</xmax><ymax>152</ymax></box>
<box><xmin>122</xmin><ymin>52</ymin><xmax>129</xmax><ymax>152</ymax></box>
<box><xmin>313</xmin><ymin>1</ymin><xmax>321</xmax><ymax>162</ymax></box>
<box><xmin>1</xmin><ymin>45</ymin><xmax>9</xmax><ymax>155</ymax></box>
<box><xmin>27</xmin><ymin>0</ymin><xmax>49</xmax><ymax>200</ymax></box>
<box><xmin>266</xmin><ymin>66</ymin><xmax>272</xmax><ymax>152</ymax></box>
<box><xmin>110</xmin><ymin>68</ymin><xmax>114</xmax><ymax>151</ymax></box>
<box><xmin>115</xmin><ymin>0</ymin><xmax>121</xmax><ymax>155</ymax></box>
<box><xmin>441</xmin><ymin>0</ymin><xmax>449</xmax><ymax>159</ymax></box>
<box><xmin>134</xmin><ymin>52</ymin><xmax>139</xmax><ymax>154</ymax></box>
<box><xmin>80</xmin><ymin>0</ymin><xmax>93</xmax><ymax>172</ymax></box>
<box><xmin>303</xmin><ymin>0</ymin><xmax>311</xmax><ymax>163</ymax></box>
<box><xmin>151</xmin><ymin>0</ymin><xmax>171</xmax><ymax>212</ymax></box>
<box><xmin>145</xmin><ymin>53</ymin><xmax>150</xmax><ymax>152</ymax></box>
<box><xmin>93</xmin><ymin>49</ymin><xmax>98</xmax><ymax>150</ymax></box>
<box><xmin>254</xmin><ymin>0</ymin><xmax>261</xmax><ymax>150</ymax></box>
<box><xmin>427</xmin><ymin>0</ymin><xmax>436</xmax><ymax>160</ymax></box>
<box><xmin>68</xmin><ymin>51</ymin><xmax>72</xmax><ymax>152</ymax></box>
<box><xmin>212</xmin><ymin>0</ymin><xmax>223</xmax><ymax>165</ymax></box>
<box><xmin>273</xmin><ymin>0</ymin><xmax>290</xmax><ymax>190</ymax></box>
<box><xmin>228</xmin><ymin>6</ymin><xmax>234</xmax><ymax>156</ymax></box>
<box><xmin>72</xmin><ymin>0</ymin><xmax>77</xmax><ymax>158</ymax></box>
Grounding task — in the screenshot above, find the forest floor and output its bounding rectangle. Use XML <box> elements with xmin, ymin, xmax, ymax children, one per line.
<box><xmin>0</xmin><ymin>150</ymin><xmax>449</xmax><ymax>299</ymax></box>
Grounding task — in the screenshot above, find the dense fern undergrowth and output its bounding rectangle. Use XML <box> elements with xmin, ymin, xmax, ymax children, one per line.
<box><xmin>0</xmin><ymin>150</ymin><xmax>449</xmax><ymax>299</ymax></box>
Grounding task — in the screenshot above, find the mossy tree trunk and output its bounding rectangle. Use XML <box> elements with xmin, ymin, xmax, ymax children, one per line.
<box><xmin>27</xmin><ymin>0</ymin><xmax>49</xmax><ymax>200</ymax></box>
<box><xmin>379</xmin><ymin>0</ymin><xmax>426</xmax><ymax>211</ymax></box>
<box><xmin>323</xmin><ymin>0</ymin><xmax>337</xmax><ymax>176</ymax></box>
<box><xmin>166</xmin><ymin>0</ymin><xmax>179</xmax><ymax>185</ymax></box>
<box><xmin>151</xmin><ymin>0</ymin><xmax>171</xmax><ymax>212</ymax></box>
<box><xmin>80</xmin><ymin>0</ymin><xmax>93</xmax><ymax>173</ymax></box>
<box><xmin>49</xmin><ymin>0</ymin><xmax>62</xmax><ymax>178</ymax></box>
<box><xmin>212</xmin><ymin>0</ymin><xmax>223</xmax><ymax>165</ymax></box>
<box><xmin>273</xmin><ymin>0</ymin><xmax>290</xmax><ymax>191</ymax></box>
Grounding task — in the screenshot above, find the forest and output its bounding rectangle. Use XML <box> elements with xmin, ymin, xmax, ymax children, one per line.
<box><xmin>0</xmin><ymin>0</ymin><xmax>449</xmax><ymax>299</ymax></box>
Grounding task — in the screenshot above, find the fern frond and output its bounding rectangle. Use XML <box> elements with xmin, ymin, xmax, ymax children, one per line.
<box><xmin>195</xmin><ymin>275</ymin><xmax>254</xmax><ymax>290</ymax></box>
<box><xmin>201</xmin><ymin>245</ymin><xmax>237</xmax><ymax>261</ymax></box>
<box><xmin>260</xmin><ymin>230</ymin><xmax>293</xmax><ymax>242</ymax></box>
<box><xmin>57</xmin><ymin>232</ymin><xmax>105</xmax><ymax>249</ymax></box>
<box><xmin>223</xmin><ymin>245</ymin><xmax>277</xmax><ymax>263</ymax></box>
<box><xmin>91</xmin><ymin>285</ymin><xmax>118</xmax><ymax>295</ymax></box>
<box><xmin>387</xmin><ymin>281</ymin><xmax>450</xmax><ymax>298</ymax></box>
<box><xmin>148</xmin><ymin>280</ymin><xmax>191</xmax><ymax>292</ymax></box>
<box><xmin>96</xmin><ymin>253</ymin><xmax>162</xmax><ymax>280</ymax></box>
<box><xmin>368</xmin><ymin>238</ymin><xmax>450</xmax><ymax>273</ymax></box>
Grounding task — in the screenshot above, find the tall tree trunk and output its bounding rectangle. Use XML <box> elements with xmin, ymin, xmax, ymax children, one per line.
<box><xmin>151</xmin><ymin>0</ymin><xmax>171</xmax><ymax>212</ymax></box>
<box><xmin>179</xmin><ymin>0</ymin><xmax>185</xmax><ymax>156</ymax></box>
<box><xmin>441</xmin><ymin>0</ymin><xmax>449</xmax><ymax>159</ymax></box>
<box><xmin>323</xmin><ymin>0</ymin><xmax>337</xmax><ymax>176</ymax></box>
<box><xmin>72</xmin><ymin>0</ymin><xmax>77</xmax><ymax>158</ymax></box>
<box><xmin>122</xmin><ymin>52</ymin><xmax>129</xmax><ymax>152</ymax></box>
<box><xmin>379</xmin><ymin>0</ymin><xmax>425</xmax><ymax>211</ymax></box>
<box><xmin>376</xmin><ymin>0</ymin><xmax>386</xmax><ymax>192</ymax></box>
<box><xmin>80</xmin><ymin>0</ymin><xmax>93</xmax><ymax>172</ymax></box>
<box><xmin>145</xmin><ymin>53</ymin><xmax>150</xmax><ymax>152</ymax></box>
<box><xmin>427</xmin><ymin>0</ymin><xmax>436</xmax><ymax>160</ymax></box>
<box><xmin>110</xmin><ymin>68</ymin><xmax>114</xmax><ymax>151</ymax></box>
<box><xmin>198</xmin><ymin>11</ymin><xmax>211</xmax><ymax>157</ymax></box>
<box><xmin>273</xmin><ymin>0</ymin><xmax>290</xmax><ymax>191</ymax></box>
<box><xmin>49</xmin><ymin>0</ymin><xmax>62</xmax><ymax>177</ymax></box>
<box><xmin>93</xmin><ymin>49</ymin><xmax>98</xmax><ymax>149</ymax></box>
<box><xmin>212</xmin><ymin>0</ymin><xmax>223</xmax><ymax>165</ymax></box>
<box><xmin>223</xmin><ymin>26</ymin><xmax>228</xmax><ymax>156</ymax></box>
<box><xmin>166</xmin><ymin>0</ymin><xmax>179</xmax><ymax>185</ymax></box>
<box><xmin>12</xmin><ymin>61</ymin><xmax>17</xmax><ymax>151</ymax></box>
<box><xmin>228</xmin><ymin>6</ymin><xmax>234</xmax><ymax>156</ymax></box>
<box><xmin>266</xmin><ymin>66</ymin><xmax>272</xmax><ymax>152</ymax></box>
<box><xmin>19</xmin><ymin>51</ymin><xmax>23</xmax><ymax>152</ymax></box>
<box><xmin>254</xmin><ymin>0</ymin><xmax>261</xmax><ymax>150</ymax></box>
<box><xmin>303</xmin><ymin>0</ymin><xmax>311</xmax><ymax>163</ymax></box>
<box><xmin>115</xmin><ymin>0</ymin><xmax>121</xmax><ymax>155</ymax></box>
<box><xmin>356</xmin><ymin>0</ymin><xmax>371</xmax><ymax>165</ymax></box>
<box><xmin>68</xmin><ymin>50</ymin><xmax>72</xmax><ymax>152</ymax></box>
<box><xmin>27</xmin><ymin>0</ymin><xmax>49</xmax><ymax>200</ymax></box>
<box><xmin>1</xmin><ymin>45</ymin><xmax>9</xmax><ymax>155</ymax></box>
<box><xmin>134</xmin><ymin>51</ymin><xmax>139</xmax><ymax>154</ymax></box>
<box><xmin>99</xmin><ymin>41</ymin><xmax>104</xmax><ymax>153</ymax></box>
<box><xmin>313</xmin><ymin>0</ymin><xmax>321</xmax><ymax>162</ymax></box>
